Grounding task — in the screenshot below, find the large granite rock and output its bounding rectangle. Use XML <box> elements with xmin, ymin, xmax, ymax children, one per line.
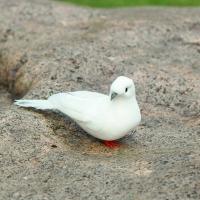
<box><xmin>0</xmin><ymin>0</ymin><xmax>200</xmax><ymax>199</ymax></box>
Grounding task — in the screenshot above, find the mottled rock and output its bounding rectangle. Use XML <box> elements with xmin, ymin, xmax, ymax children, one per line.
<box><xmin>0</xmin><ymin>0</ymin><xmax>200</xmax><ymax>199</ymax></box>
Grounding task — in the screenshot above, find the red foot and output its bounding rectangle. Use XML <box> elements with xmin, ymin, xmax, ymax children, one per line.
<box><xmin>103</xmin><ymin>140</ymin><xmax>120</xmax><ymax>148</ymax></box>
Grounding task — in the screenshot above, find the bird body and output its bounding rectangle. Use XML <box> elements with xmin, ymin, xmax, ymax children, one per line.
<box><xmin>15</xmin><ymin>76</ymin><xmax>141</xmax><ymax>141</ymax></box>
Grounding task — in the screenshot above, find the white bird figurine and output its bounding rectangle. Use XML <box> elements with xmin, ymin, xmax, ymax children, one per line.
<box><xmin>15</xmin><ymin>76</ymin><xmax>141</xmax><ymax>148</ymax></box>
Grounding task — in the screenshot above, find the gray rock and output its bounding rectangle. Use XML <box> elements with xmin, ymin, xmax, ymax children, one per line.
<box><xmin>0</xmin><ymin>0</ymin><xmax>200</xmax><ymax>199</ymax></box>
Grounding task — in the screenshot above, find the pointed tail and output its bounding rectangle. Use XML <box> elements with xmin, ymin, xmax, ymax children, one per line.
<box><xmin>14</xmin><ymin>99</ymin><xmax>54</xmax><ymax>110</ymax></box>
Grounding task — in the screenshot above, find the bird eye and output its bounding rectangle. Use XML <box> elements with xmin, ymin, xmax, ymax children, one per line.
<box><xmin>125</xmin><ymin>87</ymin><xmax>128</xmax><ymax>93</ymax></box>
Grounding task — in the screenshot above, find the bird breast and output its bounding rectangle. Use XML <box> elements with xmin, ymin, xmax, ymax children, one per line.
<box><xmin>100</xmin><ymin>99</ymin><xmax>141</xmax><ymax>138</ymax></box>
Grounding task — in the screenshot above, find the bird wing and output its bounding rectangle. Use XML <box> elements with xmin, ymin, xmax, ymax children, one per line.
<box><xmin>48</xmin><ymin>91</ymin><xmax>107</xmax><ymax>122</ymax></box>
<box><xmin>69</xmin><ymin>91</ymin><xmax>107</xmax><ymax>99</ymax></box>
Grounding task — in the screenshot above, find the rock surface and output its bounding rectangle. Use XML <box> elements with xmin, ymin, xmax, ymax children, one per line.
<box><xmin>0</xmin><ymin>0</ymin><xmax>200</xmax><ymax>199</ymax></box>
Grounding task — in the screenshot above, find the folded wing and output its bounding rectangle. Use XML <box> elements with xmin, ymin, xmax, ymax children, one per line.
<box><xmin>48</xmin><ymin>91</ymin><xmax>107</xmax><ymax>122</ymax></box>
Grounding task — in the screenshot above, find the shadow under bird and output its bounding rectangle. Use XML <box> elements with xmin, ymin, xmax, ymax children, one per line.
<box><xmin>15</xmin><ymin>76</ymin><xmax>141</xmax><ymax>148</ymax></box>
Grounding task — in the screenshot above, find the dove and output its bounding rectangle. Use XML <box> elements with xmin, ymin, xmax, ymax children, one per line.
<box><xmin>14</xmin><ymin>76</ymin><xmax>141</xmax><ymax>148</ymax></box>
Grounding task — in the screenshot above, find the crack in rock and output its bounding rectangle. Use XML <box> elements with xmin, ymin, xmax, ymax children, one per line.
<box><xmin>0</xmin><ymin>52</ymin><xmax>28</xmax><ymax>101</ymax></box>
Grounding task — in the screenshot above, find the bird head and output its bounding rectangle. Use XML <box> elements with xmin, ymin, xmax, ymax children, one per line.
<box><xmin>110</xmin><ymin>76</ymin><xmax>136</xmax><ymax>101</ymax></box>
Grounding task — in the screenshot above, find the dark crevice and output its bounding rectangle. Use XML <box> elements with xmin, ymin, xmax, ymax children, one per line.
<box><xmin>0</xmin><ymin>52</ymin><xmax>28</xmax><ymax>102</ymax></box>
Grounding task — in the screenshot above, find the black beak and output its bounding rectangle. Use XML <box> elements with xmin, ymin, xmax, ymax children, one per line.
<box><xmin>111</xmin><ymin>92</ymin><xmax>118</xmax><ymax>100</ymax></box>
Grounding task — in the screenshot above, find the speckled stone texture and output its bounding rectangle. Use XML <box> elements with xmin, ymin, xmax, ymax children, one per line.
<box><xmin>0</xmin><ymin>0</ymin><xmax>200</xmax><ymax>199</ymax></box>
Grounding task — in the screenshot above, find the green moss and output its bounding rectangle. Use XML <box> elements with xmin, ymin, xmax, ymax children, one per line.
<box><xmin>58</xmin><ymin>0</ymin><xmax>200</xmax><ymax>8</ymax></box>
